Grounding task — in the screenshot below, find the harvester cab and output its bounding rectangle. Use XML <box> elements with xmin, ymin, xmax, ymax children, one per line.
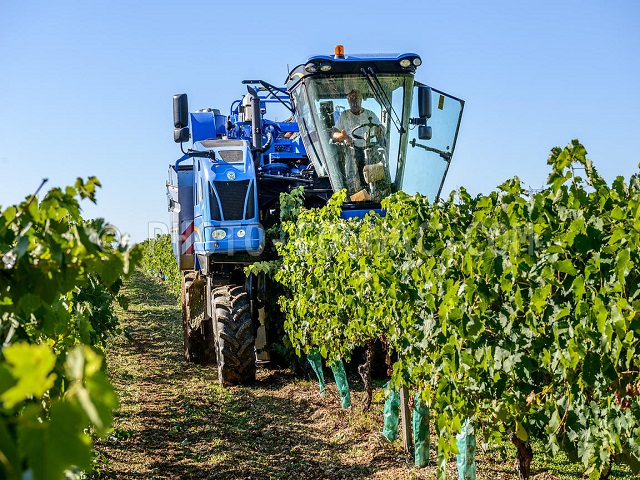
<box><xmin>167</xmin><ymin>46</ymin><xmax>464</xmax><ymax>386</ymax></box>
<box><xmin>285</xmin><ymin>46</ymin><xmax>464</xmax><ymax>212</ymax></box>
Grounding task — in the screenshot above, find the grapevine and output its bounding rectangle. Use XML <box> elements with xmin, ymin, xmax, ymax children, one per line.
<box><xmin>0</xmin><ymin>177</ymin><xmax>140</xmax><ymax>479</ymax></box>
<box><xmin>274</xmin><ymin>140</ymin><xmax>640</xmax><ymax>479</ymax></box>
<box><xmin>139</xmin><ymin>233</ymin><xmax>181</xmax><ymax>299</ymax></box>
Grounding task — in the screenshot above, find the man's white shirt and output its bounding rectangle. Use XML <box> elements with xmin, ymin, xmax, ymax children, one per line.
<box><xmin>335</xmin><ymin>109</ymin><xmax>380</xmax><ymax>148</ymax></box>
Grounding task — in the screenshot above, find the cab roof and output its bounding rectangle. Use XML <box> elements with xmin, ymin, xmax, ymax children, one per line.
<box><xmin>285</xmin><ymin>51</ymin><xmax>422</xmax><ymax>91</ymax></box>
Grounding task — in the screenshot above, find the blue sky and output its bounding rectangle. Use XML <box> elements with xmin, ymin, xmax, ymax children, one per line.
<box><xmin>1</xmin><ymin>0</ymin><xmax>638</xmax><ymax>243</ymax></box>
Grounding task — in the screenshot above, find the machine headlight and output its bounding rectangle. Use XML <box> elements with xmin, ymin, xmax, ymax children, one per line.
<box><xmin>399</xmin><ymin>59</ymin><xmax>411</xmax><ymax>68</ymax></box>
<box><xmin>320</xmin><ymin>64</ymin><xmax>332</xmax><ymax>72</ymax></box>
<box><xmin>304</xmin><ymin>63</ymin><xmax>317</xmax><ymax>73</ymax></box>
<box><xmin>212</xmin><ymin>229</ymin><xmax>226</xmax><ymax>240</ymax></box>
<box><xmin>413</xmin><ymin>57</ymin><xmax>422</xmax><ymax>66</ymax></box>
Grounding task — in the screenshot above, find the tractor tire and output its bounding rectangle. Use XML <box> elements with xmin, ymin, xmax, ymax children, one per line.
<box><xmin>181</xmin><ymin>272</ymin><xmax>215</xmax><ymax>364</ymax></box>
<box><xmin>212</xmin><ymin>285</ymin><xmax>256</xmax><ymax>386</ymax></box>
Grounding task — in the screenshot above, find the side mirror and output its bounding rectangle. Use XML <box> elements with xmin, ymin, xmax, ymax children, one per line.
<box><xmin>174</xmin><ymin>127</ymin><xmax>190</xmax><ymax>143</ymax></box>
<box><xmin>418</xmin><ymin>125</ymin><xmax>432</xmax><ymax>141</ymax></box>
<box><xmin>418</xmin><ymin>86</ymin><xmax>432</xmax><ymax>119</ymax></box>
<box><xmin>173</xmin><ymin>94</ymin><xmax>189</xmax><ymax>128</ymax></box>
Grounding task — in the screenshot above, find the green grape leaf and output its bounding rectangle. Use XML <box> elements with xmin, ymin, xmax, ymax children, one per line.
<box><xmin>581</xmin><ymin>351</ymin><xmax>601</xmax><ymax>387</ymax></box>
<box><xmin>65</xmin><ymin>346</ymin><xmax>118</xmax><ymax>436</ymax></box>
<box><xmin>515</xmin><ymin>421</ymin><xmax>529</xmax><ymax>442</ymax></box>
<box><xmin>555</xmin><ymin>259</ymin><xmax>577</xmax><ymax>276</ymax></box>
<box><xmin>18</xmin><ymin>401</ymin><xmax>92</xmax><ymax>480</ymax></box>
<box><xmin>1</xmin><ymin>343</ymin><xmax>56</xmax><ymax>409</ymax></box>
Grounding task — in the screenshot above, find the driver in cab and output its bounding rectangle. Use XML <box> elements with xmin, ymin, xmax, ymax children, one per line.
<box><xmin>332</xmin><ymin>89</ymin><xmax>383</xmax><ymax>189</ymax></box>
<box><xmin>332</xmin><ymin>89</ymin><xmax>381</xmax><ymax>149</ymax></box>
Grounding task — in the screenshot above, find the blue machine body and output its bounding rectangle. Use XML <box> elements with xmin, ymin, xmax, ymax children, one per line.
<box><xmin>188</xmin><ymin>141</ymin><xmax>262</xmax><ymax>257</ymax></box>
<box><xmin>168</xmin><ymin>87</ymin><xmax>312</xmax><ymax>268</ymax></box>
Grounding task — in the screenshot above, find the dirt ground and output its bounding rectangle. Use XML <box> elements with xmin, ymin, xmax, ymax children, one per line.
<box><xmin>92</xmin><ymin>272</ymin><xmax>603</xmax><ymax>479</ymax></box>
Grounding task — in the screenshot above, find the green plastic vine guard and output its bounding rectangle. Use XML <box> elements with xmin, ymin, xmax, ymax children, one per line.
<box><xmin>382</xmin><ymin>387</ymin><xmax>400</xmax><ymax>441</ymax></box>
<box><xmin>307</xmin><ymin>350</ymin><xmax>326</xmax><ymax>395</ymax></box>
<box><xmin>330</xmin><ymin>359</ymin><xmax>351</xmax><ymax>408</ymax></box>
<box><xmin>413</xmin><ymin>392</ymin><xmax>430</xmax><ymax>466</ymax></box>
<box><xmin>455</xmin><ymin>418</ymin><xmax>476</xmax><ymax>480</ymax></box>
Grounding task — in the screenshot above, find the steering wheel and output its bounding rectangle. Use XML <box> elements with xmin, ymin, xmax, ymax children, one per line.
<box><xmin>351</xmin><ymin>121</ymin><xmax>380</xmax><ymax>140</ymax></box>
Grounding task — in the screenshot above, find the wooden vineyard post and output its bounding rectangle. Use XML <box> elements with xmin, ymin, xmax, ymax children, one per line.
<box><xmin>400</xmin><ymin>385</ymin><xmax>412</xmax><ymax>453</ymax></box>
